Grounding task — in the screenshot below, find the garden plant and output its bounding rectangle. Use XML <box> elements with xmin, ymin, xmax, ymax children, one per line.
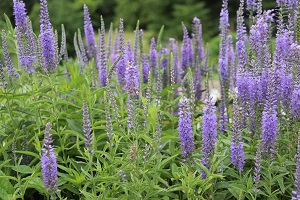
<box><xmin>0</xmin><ymin>0</ymin><xmax>300</xmax><ymax>199</ymax></box>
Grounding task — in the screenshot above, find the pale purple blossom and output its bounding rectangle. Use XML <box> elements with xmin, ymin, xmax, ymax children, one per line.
<box><xmin>178</xmin><ymin>96</ymin><xmax>194</xmax><ymax>158</ymax></box>
<box><xmin>116</xmin><ymin>18</ymin><xmax>126</xmax><ymax>87</ymax></box>
<box><xmin>230</xmin><ymin>95</ymin><xmax>245</xmax><ymax>172</ymax></box>
<box><xmin>201</xmin><ymin>96</ymin><xmax>217</xmax><ymax>178</ymax></box>
<box><xmin>40</xmin><ymin>0</ymin><xmax>56</xmax><ymax>72</ymax></box>
<box><xmin>83</xmin><ymin>4</ymin><xmax>96</xmax><ymax>59</ymax></box>
<box><xmin>2</xmin><ymin>30</ymin><xmax>19</xmax><ymax>80</ymax></box>
<box><xmin>41</xmin><ymin>122</ymin><xmax>59</xmax><ymax>192</ymax></box>
<box><xmin>142</xmin><ymin>53</ymin><xmax>150</xmax><ymax>83</ymax></box>
<box><xmin>83</xmin><ymin>100</ymin><xmax>93</xmax><ymax>153</ymax></box>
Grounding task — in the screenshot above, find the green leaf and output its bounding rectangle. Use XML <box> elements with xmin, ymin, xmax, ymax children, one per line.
<box><xmin>276</xmin><ymin>176</ymin><xmax>285</xmax><ymax>194</ymax></box>
<box><xmin>12</xmin><ymin>165</ymin><xmax>34</xmax><ymax>174</ymax></box>
<box><xmin>171</xmin><ymin>163</ymin><xmax>180</xmax><ymax>180</ymax></box>
<box><xmin>66</xmin><ymin>118</ymin><xmax>83</xmax><ymax>133</ymax></box>
<box><xmin>16</xmin><ymin>150</ymin><xmax>40</xmax><ymax>159</ymax></box>
<box><xmin>228</xmin><ymin>187</ymin><xmax>242</xmax><ymax>200</ymax></box>
<box><xmin>247</xmin><ymin>174</ymin><xmax>253</xmax><ymax>190</ymax></box>
<box><xmin>230</xmin><ymin>183</ymin><xmax>247</xmax><ymax>192</ymax></box>
<box><xmin>0</xmin><ymin>171</ymin><xmax>14</xmax><ymax>198</ymax></box>
<box><xmin>215</xmin><ymin>182</ymin><xmax>230</xmax><ymax>189</ymax></box>
<box><xmin>159</xmin><ymin>154</ymin><xmax>178</xmax><ymax>170</ymax></box>
<box><xmin>27</xmin><ymin>177</ymin><xmax>47</xmax><ymax>195</ymax></box>
<box><xmin>153</xmin><ymin>175</ymin><xmax>169</xmax><ymax>187</ymax></box>
<box><xmin>4</xmin><ymin>14</ymin><xmax>14</xmax><ymax>34</ymax></box>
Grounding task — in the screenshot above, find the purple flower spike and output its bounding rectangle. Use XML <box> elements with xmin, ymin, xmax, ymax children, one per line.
<box><xmin>126</xmin><ymin>40</ymin><xmax>133</xmax><ymax>62</ymax></box>
<box><xmin>218</xmin><ymin>0</ymin><xmax>230</xmax><ymax>91</ymax></box>
<box><xmin>83</xmin><ymin>100</ymin><xmax>93</xmax><ymax>153</ymax></box>
<box><xmin>280</xmin><ymin>73</ymin><xmax>293</xmax><ymax>112</ymax></box>
<box><xmin>125</xmin><ymin>61</ymin><xmax>140</xmax><ymax>97</ymax></box>
<box><xmin>41</xmin><ymin>122</ymin><xmax>59</xmax><ymax>193</ymax></box>
<box><xmin>13</xmin><ymin>0</ymin><xmax>27</xmax><ymax>32</ymax></box>
<box><xmin>0</xmin><ymin>62</ymin><xmax>8</xmax><ymax>89</ymax></box>
<box><xmin>13</xmin><ymin>0</ymin><xmax>37</xmax><ymax>74</ymax></box>
<box><xmin>150</xmin><ymin>37</ymin><xmax>157</xmax><ymax>69</ymax></box>
<box><xmin>201</xmin><ymin>96</ymin><xmax>217</xmax><ymax>178</ymax></box>
<box><xmin>188</xmin><ymin>38</ymin><xmax>194</xmax><ymax>67</ymax></box>
<box><xmin>277</xmin><ymin>0</ymin><xmax>288</xmax><ymax>6</ymax></box>
<box><xmin>160</xmin><ymin>48</ymin><xmax>169</xmax><ymax>87</ymax></box>
<box><xmin>40</xmin><ymin>0</ymin><xmax>56</xmax><ymax>72</ymax></box>
<box><xmin>193</xmin><ymin>17</ymin><xmax>203</xmax><ymax>65</ymax></box>
<box><xmin>2</xmin><ymin>30</ymin><xmax>19</xmax><ymax>80</ymax></box>
<box><xmin>178</xmin><ymin>96</ymin><xmax>194</xmax><ymax>158</ymax></box>
<box><xmin>116</xmin><ymin>18</ymin><xmax>126</xmax><ymax>87</ymax></box>
<box><xmin>194</xmin><ymin>66</ymin><xmax>202</xmax><ymax>100</ymax></box>
<box><xmin>253</xmin><ymin>141</ymin><xmax>262</xmax><ymax>193</ymax></box>
<box><xmin>236</xmin><ymin>0</ymin><xmax>248</xmax><ymax>72</ymax></box>
<box><xmin>261</xmin><ymin>70</ymin><xmax>278</xmax><ymax>154</ymax></box>
<box><xmin>142</xmin><ymin>53</ymin><xmax>150</xmax><ymax>84</ymax></box>
<box><xmin>181</xmin><ymin>22</ymin><xmax>190</xmax><ymax>77</ymax></box>
<box><xmin>83</xmin><ymin>4</ymin><xmax>96</xmax><ymax>59</ymax></box>
<box><xmin>246</xmin><ymin>0</ymin><xmax>257</xmax><ymax>12</ymax></box>
<box><xmin>98</xmin><ymin>16</ymin><xmax>107</xmax><ymax>87</ymax></box>
<box><xmin>230</xmin><ymin>95</ymin><xmax>245</xmax><ymax>173</ymax></box>
<box><xmin>292</xmin><ymin>84</ymin><xmax>300</xmax><ymax>120</ymax></box>
<box><xmin>219</xmin><ymin>83</ymin><xmax>228</xmax><ymax>134</ymax></box>
<box><xmin>168</xmin><ymin>38</ymin><xmax>180</xmax><ymax>84</ymax></box>
<box><xmin>125</xmin><ymin>61</ymin><xmax>140</xmax><ymax>128</ymax></box>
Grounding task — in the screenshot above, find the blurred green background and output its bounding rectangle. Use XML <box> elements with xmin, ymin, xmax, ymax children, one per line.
<box><xmin>0</xmin><ymin>0</ymin><xmax>276</xmax><ymax>58</ymax></box>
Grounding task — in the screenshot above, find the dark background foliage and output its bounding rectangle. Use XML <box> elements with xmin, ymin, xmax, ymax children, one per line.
<box><xmin>0</xmin><ymin>0</ymin><xmax>276</xmax><ymax>56</ymax></box>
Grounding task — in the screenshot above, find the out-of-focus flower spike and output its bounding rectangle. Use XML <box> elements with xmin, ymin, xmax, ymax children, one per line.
<box><xmin>133</xmin><ymin>25</ymin><xmax>139</xmax><ymax>67</ymax></box>
<box><xmin>54</xmin><ymin>29</ymin><xmax>59</xmax><ymax>66</ymax></box>
<box><xmin>181</xmin><ymin>22</ymin><xmax>190</xmax><ymax>77</ymax></box>
<box><xmin>139</xmin><ymin>29</ymin><xmax>144</xmax><ymax>55</ymax></box>
<box><xmin>218</xmin><ymin>0</ymin><xmax>230</xmax><ymax>93</ymax></box>
<box><xmin>193</xmin><ymin>17</ymin><xmax>203</xmax><ymax>65</ymax></box>
<box><xmin>112</xmin><ymin>28</ymin><xmax>119</xmax><ymax>63</ymax></box>
<box><xmin>59</xmin><ymin>24</ymin><xmax>68</xmax><ymax>62</ymax></box>
<box><xmin>0</xmin><ymin>62</ymin><xmax>7</xmax><ymax>89</ymax></box>
<box><xmin>77</xmin><ymin>29</ymin><xmax>88</xmax><ymax>74</ymax></box>
<box><xmin>160</xmin><ymin>47</ymin><xmax>169</xmax><ymax>88</ymax></box>
<box><xmin>142</xmin><ymin>53</ymin><xmax>150</xmax><ymax>84</ymax></box>
<box><xmin>82</xmin><ymin>100</ymin><xmax>93</xmax><ymax>153</ymax></box>
<box><xmin>253</xmin><ymin>140</ymin><xmax>262</xmax><ymax>193</ymax></box>
<box><xmin>126</xmin><ymin>40</ymin><xmax>133</xmax><ymax>62</ymax></box>
<box><xmin>107</xmin><ymin>22</ymin><xmax>113</xmax><ymax>61</ymax></box>
<box><xmin>219</xmin><ymin>79</ymin><xmax>228</xmax><ymax>134</ymax></box>
<box><xmin>230</xmin><ymin>92</ymin><xmax>245</xmax><ymax>172</ymax></box>
<box><xmin>246</xmin><ymin>0</ymin><xmax>258</xmax><ymax>12</ymax></box>
<box><xmin>2</xmin><ymin>30</ymin><xmax>19</xmax><ymax>80</ymax></box>
<box><xmin>83</xmin><ymin>4</ymin><xmax>96</xmax><ymax>60</ymax></box>
<box><xmin>125</xmin><ymin>61</ymin><xmax>140</xmax><ymax>129</ymax></box>
<box><xmin>98</xmin><ymin>16</ymin><xmax>107</xmax><ymax>87</ymax></box>
<box><xmin>292</xmin><ymin>84</ymin><xmax>300</xmax><ymax>120</ymax></box>
<box><xmin>116</xmin><ymin>18</ymin><xmax>126</xmax><ymax>87</ymax></box>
